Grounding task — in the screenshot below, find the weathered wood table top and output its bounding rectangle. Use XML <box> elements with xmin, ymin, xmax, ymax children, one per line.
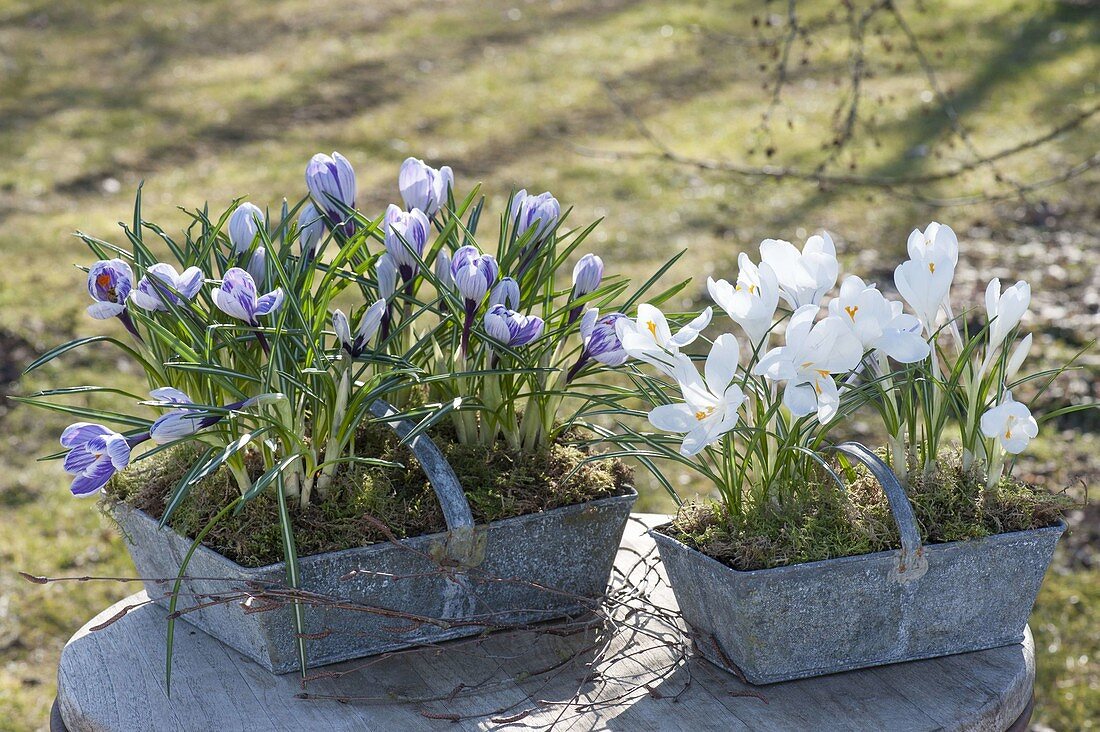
<box><xmin>55</xmin><ymin>514</ymin><xmax>1034</xmax><ymax>731</ymax></box>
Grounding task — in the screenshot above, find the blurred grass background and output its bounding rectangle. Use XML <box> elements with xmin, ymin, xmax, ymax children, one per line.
<box><xmin>0</xmin><ymin>0</ymin><xmax>1096</xmax><ymax>729</ymax></box>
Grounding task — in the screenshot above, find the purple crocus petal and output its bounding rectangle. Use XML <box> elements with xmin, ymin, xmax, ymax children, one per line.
<box><xmin>63</xmin><ymin>445</ymin><xmax>98</xmax><ymax>474</ymax></box>
<box><xmin>60</xmin><ymin>422</ymin><xmax>113</xmax><ymax>448</ymax></box>
<box><xmin>177</xmin><ymin>267</ymin><xmax>204</xmax><ymax>299</ymax></box>
<box><xmin>511</xmin><ymin>190</ymin><xmax>561</xmax><ymax>242</ymax></box>
<box><xmin>514</xmin><ymin>314</ymin><xmax>545</xmax><ymax>346</ymax></box>
<box><xmin>490</xmin><ymin>277</ymin><xmax>520</xmax><ymax>309</ymax></box>
<box><xmin>228</xmin><ymin>203</ymin><xmax>265</xmax><ymax>254</ymax></box>
<box><xmin>87</xmin><ymin>301</ymin><xmax>126</xmax><ymax>319</ymax></box>
<box><xmin>246</xmin><ymin>247</ymin><xmax>267</xmax><ymax>287</ymax></box>
<box><xmin>105</xmin><ymin>434</ymin><xmax>132</xmax><ymax>469</ymax></box>
<box><xmin>254</xmin><ymin>288</ymin><xmax>285</xmax><ymax>317</ymax></box>
<box><xmin>297</xmin><ymin>203</ymin><xmax>325</xmax><ymax>256</ymax></box>
<box><xmin>70</xmin><ymin>458</ymin><xmax>116</xmax><ymax>497</ymax></box>
<box><xmin>150</xmin><ymin>411</ymin><xmax>206</xmax><ymax>444</ymax></box>
<box><xmin>149</xmin><ymin>387</ymin><xmax>193</xmax><ymax>405</ymax></box>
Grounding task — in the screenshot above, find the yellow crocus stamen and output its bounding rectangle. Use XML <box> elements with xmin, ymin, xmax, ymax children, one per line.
<box><xmin>844</xmin><ymin>305</ymin><xmax>859</xmax><ymax>321</ymax></box>
<box><xmin>694</xmin><ymin>406</ymin><xmax>715</xmax><ymax>421</ymax></box>
<box><xmin>928</xmin><ymin>262</ymin><xmax>936</xmax><ymax>274</ymax></box>
<box><xmin>646</xmin><ymin>320</ymin><xmax>658</xmax><ymax>338</ymax></box>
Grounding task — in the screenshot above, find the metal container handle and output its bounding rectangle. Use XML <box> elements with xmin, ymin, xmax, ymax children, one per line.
<box><xmin>827</xmin><ymin>442</ymin><xmax>928</xmax><ymax>583</ymax></box>
<box><xmin>369</xmin><ymin>399</ymin><xmax>481</xmax><ymax>566</ymax></box>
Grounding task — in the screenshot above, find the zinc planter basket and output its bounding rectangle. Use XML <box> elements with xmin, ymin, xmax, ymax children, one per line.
<box><xmin>651</xmin><ymin>442</ymin><xmax>1064</xmax><ymax>685</ymax></box>
<box><xmin>112</xmin><ymin>401</ymin><xmax>636</xmax><ymax>674</ymax></box>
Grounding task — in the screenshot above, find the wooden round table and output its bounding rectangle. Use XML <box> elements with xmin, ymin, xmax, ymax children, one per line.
<box><xmin>54</xmin><ymin>515</ymin><xmax>1035</xmax><ymax>731</ymax></box>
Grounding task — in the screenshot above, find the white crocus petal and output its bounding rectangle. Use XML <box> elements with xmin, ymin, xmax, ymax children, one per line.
<box><xmin>704</xmin><ymin>333</ymin><xmax>740</xmax><ymax>397</ymax></box>
<box><xmin>814</xmin><ymin>377</ymin><xmax>842</xmax><ymax>424</ymax></box>
<box><xmin>87</xmin><ymin>301</ymin><xmax>125</xmax><ymax>319</ymax></box>
<box><xmin>635</xmin><ymin>303</ymin><xmax>674</xmax><ymax>346</ymax></box>
<box><xmin>668</xmin><ymin>307</ymin><xmax>712</xmax><ymax>348</ymax></box>
<box><xmin>647</xmin><ymin>403</ymin><xmax>698</xmax><ymax>433</ymax></box>
<box><xmin>980</xmin><ymin>392</ymin><xmax>1038</xmax><ymax>454</ymax></box>
<box><xmin>1005</xmin><ymin>333</ymin><xmax>1032</xmax><ymax>381</ymax></box>
<box><xmin>783</xmin><ymin>382</ymin><xmax>818</xmax><ymax>417</ymax></box>
<box><xmin>875</xmin><ymin>328</ymin><xmax>931</xmax><ymax>363</ymax></box>
<box><xmin>760</xmin><ymin>232</ymin><xmax>838</xmax><ymax>309</ymax></box>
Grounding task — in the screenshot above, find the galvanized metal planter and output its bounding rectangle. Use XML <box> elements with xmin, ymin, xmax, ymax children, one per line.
<box><xmin>112</xmin><ymin>401</ymin><xmax>636</xmax><ymax>674</ymax></box>
<box><xmin>652</xmin><ymin>442</ymin><xmax>1064</xmax><ymax>685</ymax></box>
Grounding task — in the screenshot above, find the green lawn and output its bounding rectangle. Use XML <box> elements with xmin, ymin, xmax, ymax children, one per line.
<box><xmin>0</xmin><ymin>0</ymin><xmax>1097</xmax><ymax>728</ymax></box>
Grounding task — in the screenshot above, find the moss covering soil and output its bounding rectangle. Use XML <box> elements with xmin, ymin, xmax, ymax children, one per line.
<box><xmin>663</xmin><ymin>451</ymin><xmax>1074</xmax><ymax>572</ymax></box>
<box><xmin>106</xmin><ymin>424</ymin><xmax>633</xmax><ymax>568</ymax></box>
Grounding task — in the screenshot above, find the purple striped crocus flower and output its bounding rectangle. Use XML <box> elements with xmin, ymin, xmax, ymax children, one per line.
<box><xmin>383</xmin><ymin>204</ymin><xmax>431</xmax><ymax>284</ymax></box>
<box><xmin>484</xmin><ymin>304</ymin><xmax>544</xmax><ymax>347</ymax></box>
<box><xmin>212</xmin><ymin>268</ymin><xmax>284</xmax><ymax>327</ymax></box>
<box><xmin>86</xmin><ymin>259</ymin><xmax>134</xmax><ymax>319</ymax></box>
<box><xmin>450</xmin><ymin>245</ymin><xmax>499</xmax><ymax>357</ymax></box>
<box><xmin>399</xmin><ymin>157</ymin><xmax>454</xmax><ymax>217</ymax></box>
<box><xmin>87</xmin><ymin>259</ymin><xmax>142</xmax><ymax>340</ymax></box>
<box><xmin>306</xmin><ymin>152</ymin><xmax>357</xmax><ymax>236</ymax></box>
<box><xmin>129</xmin><ymin>263</ymin><xmax>204</xmax><ymax>312</ymax></box>
<box><xmin>568</xmin><ymin>308</ymin><xmax>628</xmax><ymax>381</ymax></box>
<box><xmin>61</xmin><ymin>422</ymin><xmax>144</xmax><ymax>497</ymax></box>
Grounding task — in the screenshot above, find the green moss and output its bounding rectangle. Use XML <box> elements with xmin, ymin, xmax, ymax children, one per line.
<box><xmin>105</xmin><ymin>423</ymin><xmax>632</xmax><ymax>568</ymax></box>
<box><xmin>664</xmin><ymin>450</ymin><xmax>1074</xmax><ymax>572</ymax></box>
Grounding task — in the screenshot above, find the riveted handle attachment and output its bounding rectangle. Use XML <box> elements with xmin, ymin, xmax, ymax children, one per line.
<box><xmin>369</xmin><ymin>400</ymin><xmax>481</xmax><ymax>566</ymax></box>
<box><xmin>828</xmin><ymin>442</ymin><xmax>928</xmax><ymax>583</ymax></box>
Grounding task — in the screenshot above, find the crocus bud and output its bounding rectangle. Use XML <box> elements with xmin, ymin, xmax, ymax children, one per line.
<box><xmin>297</xmin><ymin>202</ymin><xmax>324</xmax><ymax>257</ymax></box>
<box><xmin>229</xmin><ymin>202</ymin><xmax>264</xmax><ymax>254</ymax></box>
<box><xmin>246</xmin><ymin>246</ymin><xmax>267</xmax><ymax>288</ymax></box>
<box><xmin>383</xmin><ymin>204</ymin><xmax>431</xmax><ymax>283</ymax></box>
<box><xmin>332</xmin><ymin>299</ymin><xmax>386</xmax><ymax>358</ymax></box>
<box><xmin>306</xmin><ymin>152</ymin><xmax>357</xmax><ymax>235</ymax></box>
<box><xmin>484</xmin><ymin>304</ymin><xmax>544</xmax><ymax>347</ymax></box>
<box><xmin>399</xmin><ymin>157</ymin><xmax>454</xmax><ymax>217</ymax></box>
<box><xmin>435</xmin><ymin>249</ymin><xmax>453</xmax><ymax>289</ymax></box>
<box><xmin>489</xmin><ymin>277</ymin><xmax>520</xmax><ymax>310</ymax></box>
<box><xmin>450</xmin><ymin>245</ymin><xmax>499</xmax><ymax>307</ymax></box>
<box><xmin>572</xmin><ymin>253</ymin><xmax>603</xmax><ymax>297</ymax></box>
<box><xmin>376</xmin><ymin>253</ymin><xmax>398</xmax><ymax>300</ymax></box>
<box><xmin>510</xmin><ymin>189</ymin><xmax>561</xmax><ymax>243</ymax></box>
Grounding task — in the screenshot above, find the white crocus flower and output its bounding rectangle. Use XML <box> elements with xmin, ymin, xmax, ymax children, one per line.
<box><xmin>759</xmin><ymin>232</ymin><xmax>838</xmax><ymax>309</ymax></box>
<box><xmin>616</xmin><ymin>303</ymin><xmax>712</xmax><ymax>374</ymax></box>
<box><xmin>753</xmin><ymin>305</ymin><xmax>864</xmax><ymax>422</ymax></box>
<box><xmin>707</xmin><ymin>253</ymin><xmax>780</xmax><ymax>350</ymax></box>
<box><xmin>896</xmin><ymin>222</ymin><xmax>960</xmax><ymax>340</ymax></box>
<box><xmin>828</xmin><ymin>275</ymin><xmax>929</xmax><ymax>363</ymax></box>
<box><xmin>980</xmin><ymin>391</ymin><xmax>1038</xmax><ymax>455</ymax></box>
<box><xmin>647</xmin><ymin>334</ymin><xmax>746</xmax><ymax>457</ymax></box>
<box><xmin>985</xmin><ymin>278</ymin><xmax>1030</xmax><ymax>350</ymax></box>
